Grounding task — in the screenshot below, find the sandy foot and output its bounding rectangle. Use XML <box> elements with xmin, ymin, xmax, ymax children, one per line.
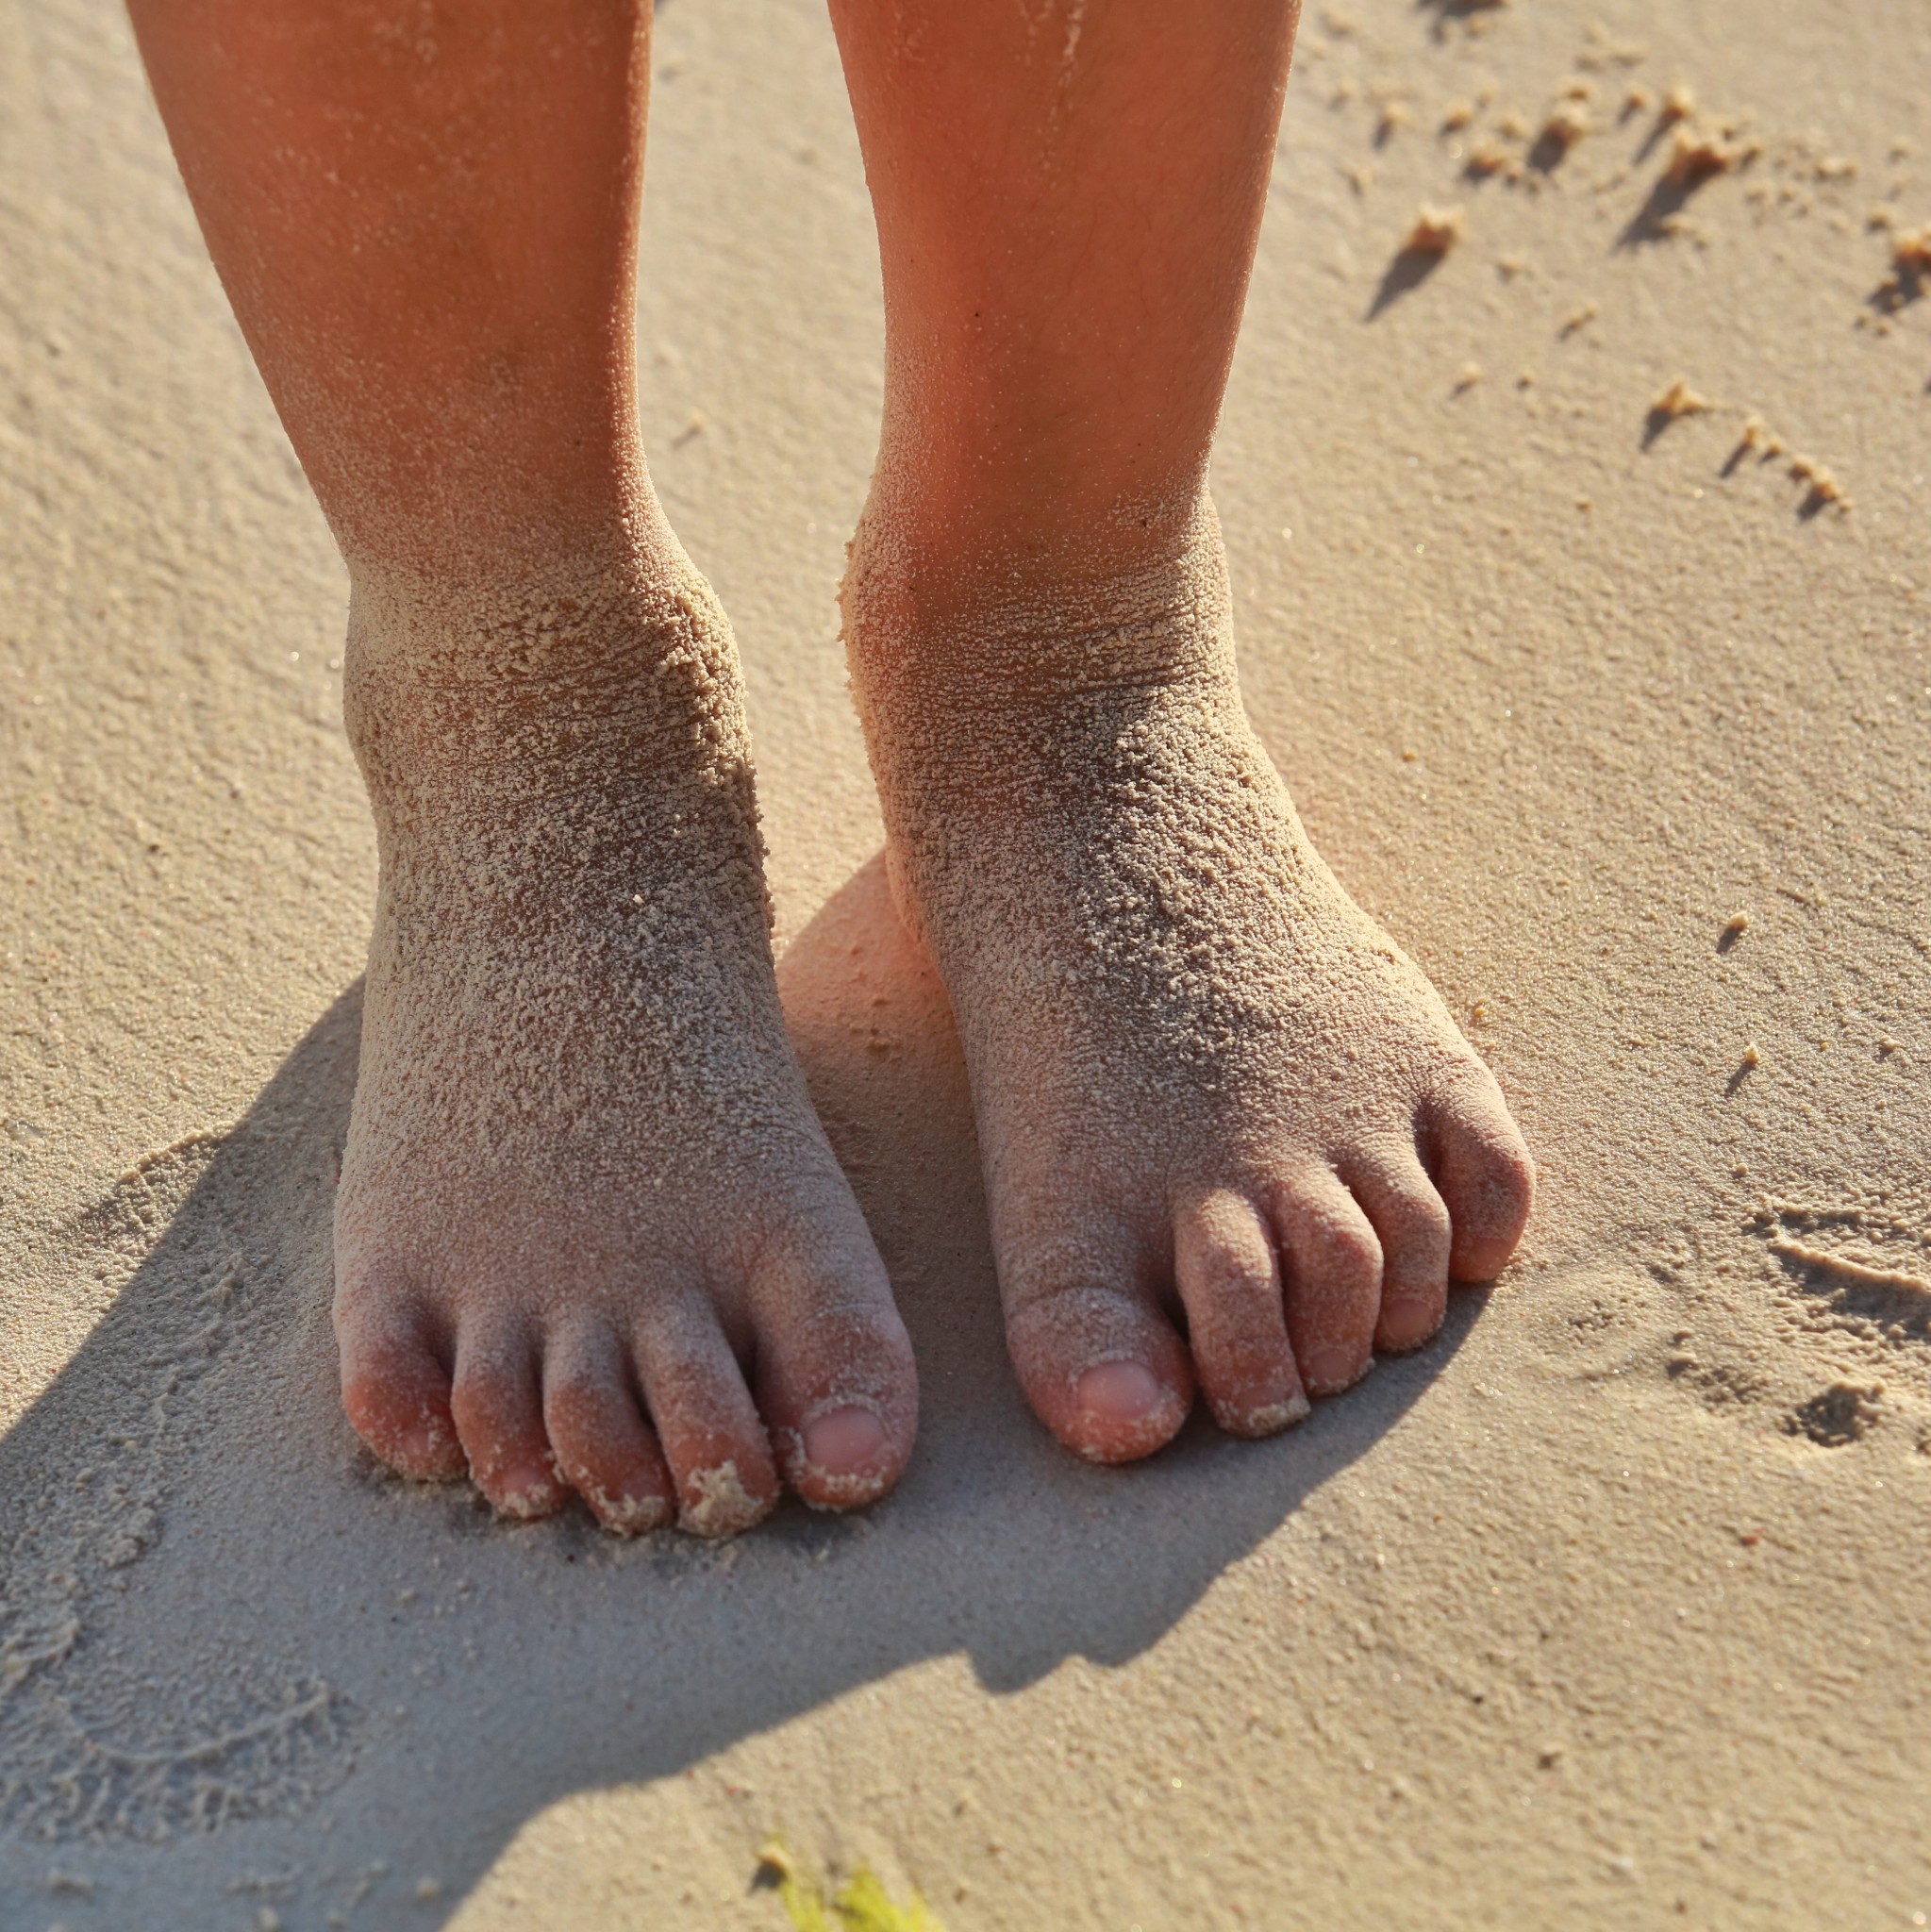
<box><xmin>330</xmin><ymin>538</ymin><xmax>916</xmax><ymax>1533</ymax></box>
<box><xmin>845</xmin><ymin>500</ymin><xmax>1535</xmax><ymax>1461</ymax></box>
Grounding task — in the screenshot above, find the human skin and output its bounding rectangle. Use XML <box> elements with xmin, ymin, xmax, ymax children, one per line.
<box><xmin>123</xmin><ymin>0</ymin><xmax>1533</xmax><ymax>1521</ymax></box>
<box><xmin>126</xmin><ymin>0</ymin><xmax>917</xmax><ymax>1535</ymax></box>
<box><xmin>831</xmin><ymin>0</ymin><xmax>1534</xmax><ymax>1458</ymax></box>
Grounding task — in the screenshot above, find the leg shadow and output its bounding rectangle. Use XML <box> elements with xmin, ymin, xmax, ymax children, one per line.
<box><xmin>0</xmin><ymin>858</ymin><xmax>1475</xmax><ymax>1926</ymax></box>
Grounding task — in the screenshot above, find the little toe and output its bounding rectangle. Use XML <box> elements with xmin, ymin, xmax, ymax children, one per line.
<box><xmin>450</xmin><ymin>1323</ymin><xmax>565</xmax><ymax>1520</ymax></box>
<box><xmin>1268</xmin><ymin>1172</ymin><xmax>1383</xmax><ymax>1397</ymax></box>
<box><xmin>1425</xmin><ymin>1073</ymin><xmax>1537</xmax><ymax>1282</ymax></box>
<box><xmin>1173</xmin><ymin>1189</ymin><xmax>1307</xmax><ymax>1437</ymax></box>
<box><xmin>336</xmin><ymin>1296</ymin><xmax>464</xmax><ymax>1481</ymax></box>
<box><xmin>542</xmin><ymin>1325</ymin><xmax>675</xmax><ymax>1536</ymax></box>
<box><xmin>1345</xmin><ymin>1155</ymin><xmax>1455</xmax><ymax>1355</ymax></box>
<box><xmin>634</xmin><ymin>1311</ymin><xmax>779</xmax><ymax>1537</ymax></box>
<box><xmin>1004</xmin><ymin>1233</ymin><xmax>1194</xmax><ymax>1463</ymax></box>
<box><xmin>747</xmin><ymin>1231</ymin><xmax>917</xmax><ymax>1513</ymax></box>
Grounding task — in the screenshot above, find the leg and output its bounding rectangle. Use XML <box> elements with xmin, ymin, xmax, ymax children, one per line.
<box><xmin>831</xmin><ymin>0</ymin><xmax>1533</xmax><ymax>1461</ymax></box>
<box><xmin>129</xmin><ymin>0</ymin><xmax>915</xmax><ymax>1531</ymax></box>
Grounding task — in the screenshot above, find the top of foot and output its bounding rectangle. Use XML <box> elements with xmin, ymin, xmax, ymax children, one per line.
<box><xmin>332</xmin><ymin>545</ymin><xmax>917</xmax><ymax>1534</ymax></box>
<box><xmin>845</xmin><ymin>504</ymin><xmax>1534</xmax><ymax>1463</ymax></box>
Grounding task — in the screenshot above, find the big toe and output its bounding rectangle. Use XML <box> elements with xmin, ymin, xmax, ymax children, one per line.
<box><xmin>1005</xmin><ymin>1242</ymin><xmax>1194</xmax><ymax>1463</ymax></box>
<box><xmin>748</xmin><ymin>1226</ymin><xmax>917</xmax><ymax>1511</ymax></box>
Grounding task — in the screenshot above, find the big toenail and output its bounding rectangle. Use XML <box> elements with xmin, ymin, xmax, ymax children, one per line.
<box><xmin>1303</xmin><ymin>1346</ymin><xmax>1363</xmax><ymax>1393</ymax></box>
<box><xmin>802</xmin><ymin>1406</ymin><xmax>887</xmax><ymax>1474</ymax></box>
<box><xmin>1075</xmin><ymin>1360</ymin><xmax>1162</xmax><ymax>1422</ymax></box>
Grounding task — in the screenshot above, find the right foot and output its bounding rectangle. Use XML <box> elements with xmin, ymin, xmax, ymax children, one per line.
<box><xmin>331</xmin><ymin>537</ymin><xmax>916</xmax><ymax>1536</ymax></box>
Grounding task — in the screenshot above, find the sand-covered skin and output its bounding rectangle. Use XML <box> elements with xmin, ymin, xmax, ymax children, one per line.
<box><xmin>844</xmin><ymin>502</ymin><xmax>1532</xmax><ymax>1452</ymax></box>
<box><xmin>335</xmin><ymin>541</ymin><xmax>916</xmax><ymax>1534</ymax></box>
<box><xmin>2</xmin><ymin>0</ymin><xmax>1929</xmax><ymax>1927</ymax></box>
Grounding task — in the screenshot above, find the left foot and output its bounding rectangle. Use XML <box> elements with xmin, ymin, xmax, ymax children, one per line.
<box><xmin>843</xmin><ymin>501</ymin><xmax>1535</xmax><ymax>1463</ymax></box>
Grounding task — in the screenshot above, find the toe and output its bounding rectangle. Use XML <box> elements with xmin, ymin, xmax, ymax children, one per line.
<box><xmin>1267</xmin><ymin>1171</ymin><xmax>1382</xmax><ymax>1397</ymax></box>
<box><xmin>450</xmin><ymin>1323</ymin><xmax>565</xmax><ymax>1520</ymax></box>
<box><xmin>1424</xmin><ymin>1072</ymin><xmax>1536</xmax><ymax>1282</ymax></box>
<box><xmin>1344</xmin><ymin>1155</ymin><xmax>1454</xmax><ymax>1354</ymax></box>
<box><xmin>1172</xmin><ymin>1189</ymin><xmax>1307</xmax><ymax>1437</ymax></box>
<box><xmin>633</xmin><ymin>1309</ymin><xmax>780</xmax><ymax>1537</ymax></box>
<box><xmin>542</xmin><ymin>1324</ymin><xmax>676</xmax><ymax>1536</ymax></box>
<box><xmin>746</xmin><ymin>1225</ymin><xmax>917</xmax><ymax>1513</ymax></box>
<box><xmin>335</xmin><ymin>1295</ymin><xmax>464</xmax><ymax>1481</ymax></box>
<box><xmin>1003</xmin><ymin>1225</ymin><xmax>1193</xmax><ymax>1464</ymax></box>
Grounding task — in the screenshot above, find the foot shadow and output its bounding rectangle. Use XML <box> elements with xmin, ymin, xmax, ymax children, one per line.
<box><xmin>0</xmin><ymin>855</ymin><xmax>1475</xmax><ymax>1924</ymax></box>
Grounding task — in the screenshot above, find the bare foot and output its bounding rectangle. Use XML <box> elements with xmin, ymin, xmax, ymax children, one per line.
<box><xmin>844</xmin><ymin>501</ymin><xmax>1534</xmax><ymax>1463</ymax></box>
<box><xmin>332</xmin><ymin>539</ymin><xmax>916</xmax><ymax>1534</ymax></box>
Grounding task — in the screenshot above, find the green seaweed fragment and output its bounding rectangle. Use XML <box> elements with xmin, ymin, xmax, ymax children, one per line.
<box><xmin>760</xmin><ymin>1841</ymin><xmax>944</xmax><ymax>1932</ymax></box>
<box><xmin>828</xmin><ymin>1866</ymin><xmax>944</xmax><ymax>1932</ymax></box>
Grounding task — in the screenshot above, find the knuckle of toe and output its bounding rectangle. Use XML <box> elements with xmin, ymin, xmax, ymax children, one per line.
<box><xmin>333</xmin><ymin>1295</ymin><xmax>422</xmax><ymax>1357</ymax></box>
<box><xmin>542</xmin><ymin>1364</ymin><xmax>608</xmax><ymax>1418</ymax></box>
<box><xmin>450</xmin><ymin>1370</ymin><xmax>523</xmax><ymax>1422</ymax></box>
<box><xmin>1407</xmin><ymin>1194</ymin><xmax>1455</xmax><ymax>1252</ymax></box>
<box><xmin>809</xmin><ymin>1298</ymin><xmax>914</xmax><ymax>1360</ymax></box>
<box><xmin>1011</xmin><ymin>1275</ymin><xmax>1122</xmax><ymax>1327</ymax></box>
<box><xmin>1198</xmin><ymin>1243</ymin><xmax>1274</xmax><ymax>1299</ymax></box>
<box><xmin>1312</xmin><ymin>1220</ymin><xmax>1382</xmax><ymax>1284</ymax></box>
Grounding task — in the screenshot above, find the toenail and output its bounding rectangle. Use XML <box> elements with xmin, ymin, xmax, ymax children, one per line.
<box><xmin>1380</xmin><ymin>1298</ymin><xmax>1439</xmax><ymax>1350</ymax></box>
<box><xmin>801</xmin><ymin>1406</ymin><xmax>887</xmax><ymax>1475</ymax></box>
<box><xmin>497</xmin><ymin>1468</ymin><xmax>556</xmax><ymax>1515</ymax></box>
<box><xmin>1303</xmin><ymin>1346</ymin><xmax>1366</xmax><ymax>1394</ymax></box>
<box><xmin>1075</xmin><ymin>1360</ymin><xmax>1163</xmax><ymax>1423</ymax></box>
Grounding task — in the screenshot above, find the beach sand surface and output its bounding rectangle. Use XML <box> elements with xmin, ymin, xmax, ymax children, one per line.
<box><xmin>2</xmin><ymin>0</ymin><xmax>1928</xmax><ymax>1926</ymax></box>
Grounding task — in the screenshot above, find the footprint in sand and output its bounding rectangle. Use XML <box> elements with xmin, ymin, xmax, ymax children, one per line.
<box><xmin>0</xmin><ymin>1142</ymin><xmax>350</xmax><ymax>1841</ymax></box>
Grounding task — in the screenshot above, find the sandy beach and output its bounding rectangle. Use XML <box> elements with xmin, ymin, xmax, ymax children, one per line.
<box><xmin>3</xmin><ymin>0</ymin><xmax>1929</xmax><ymax>1925</ymax></box>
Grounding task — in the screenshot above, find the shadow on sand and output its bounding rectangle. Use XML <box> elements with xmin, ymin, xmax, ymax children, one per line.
<box><xmin>0</xmin><ymin>854</ymin><xmax>1474</xmax><ymax>1923</ymax></box>
<box><xmin>1365</xmin><ymin>241</ymin><xmax>1452</xmax><ymax>320</ymax></box>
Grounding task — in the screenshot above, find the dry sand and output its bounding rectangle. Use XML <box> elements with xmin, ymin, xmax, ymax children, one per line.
<box><xmin>3</xmin><ymin>0</ymin><xmax>1929</xmax><ymax>1925</ymax></box>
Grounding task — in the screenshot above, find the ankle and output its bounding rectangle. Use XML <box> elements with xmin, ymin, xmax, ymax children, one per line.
<box><xmin>342</xmin><ymin>532</ymin><xmax>756</xmax><ymax>829</ymax></box>
<box><xmin>841</xmin><ymin>487</ymin><xmax>1235</xmax><ymax>719</ymax></box>
<box><xmin>344</xmin><ymin>509</ymin><xmax>714</xmax><ymax>690</ymax></box>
